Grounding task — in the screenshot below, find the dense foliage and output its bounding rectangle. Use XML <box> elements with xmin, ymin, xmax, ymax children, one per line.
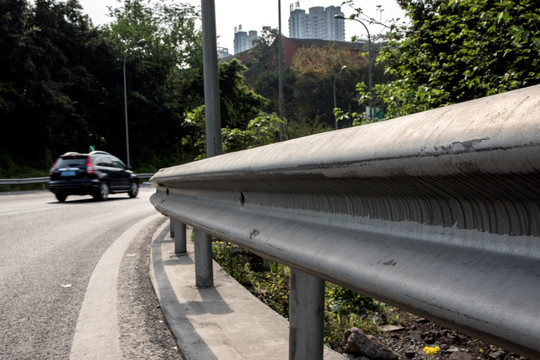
<box><xmin>181</xmin><ymin>60</ymin><xmax>277</xmax><ymax>159</ymax></box>
<box><xmin>371</xmin><ymin>0</ymin><xmax>540</xmax><ymax>119</ymax></box>
<box><xmin>99</xmin><ymin>0</ymin><xmax>204</xmax><ymax>169</ymax></box>
<box><xmin>0</xmin><ymin>0</ymin><xmax>272</xmax><ymax>176</ymax></box>
<box><xmin>1</xmin><ymin>0</ymin><xmax>110</xmax><ymax>173</ymax></box>
<box><xmin>0</xmin><ymin>0</ymin><xmax>200</xmax><ymax>174</ymax></box>
<box><xmin>245</xmin><ymin>27</ymin><xmax>385</xmax><ymax>129</ymax></box>
<box><xmin>2</xmin><ymin>0</ymin><xmax>538</xmax><ymax>176</ymax></box>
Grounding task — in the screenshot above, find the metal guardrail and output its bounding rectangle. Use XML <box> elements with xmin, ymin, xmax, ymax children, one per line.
<box><xmin>0</xmin><ymin>173</ymin><xmax>155</xmax><ymax>191</ymax></box>
<box><xmin>0</xmin><ymin>177</ymin><xmax>50</xmax><ymax>191</ymax></box>
<box><xmin>150</xmin><ymin>85</ymin><xmax>540</xmax><ymax>360</ymax></box>
<box><xmin>0</xmin><ymin>177</ymin><xmax>50</xmax><ymax>185</ymax></box>
<box><xmin>138</xmin><ymin>173</ymin><xmax>154</xmax><ymax>180</ymax></box>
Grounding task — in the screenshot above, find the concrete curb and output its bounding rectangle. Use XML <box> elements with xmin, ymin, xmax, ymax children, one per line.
<box><xmin>149</xmin><ymin>220</ymin><xmax>345</xmax><ymax>360</ymax></box>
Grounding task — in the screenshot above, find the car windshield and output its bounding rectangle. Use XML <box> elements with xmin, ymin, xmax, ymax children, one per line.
<box><xmin>57</xmin><ymin>158</ymin><xmax>86</xmax><ymax>168</ymax></box>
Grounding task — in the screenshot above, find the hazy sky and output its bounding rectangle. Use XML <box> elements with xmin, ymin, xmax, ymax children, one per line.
<box><xmin>77</xmin><ymin>0</ymin><xmax>407</xmax><ymax>53</ymax></box>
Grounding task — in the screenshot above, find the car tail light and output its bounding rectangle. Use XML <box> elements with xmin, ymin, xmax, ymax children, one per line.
<box><xmin>49</xmin><ymin>158</ymin><xmax>60</xmax><ymax>175</ymax></box>
<box><xmin>86</xmin><ymin>157</ymin><xmax>96</xmax><ymax>175</ymax></box>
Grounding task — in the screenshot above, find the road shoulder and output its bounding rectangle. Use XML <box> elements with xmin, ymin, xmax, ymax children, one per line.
<box><xmin>70</xmin><ymin>213</ymin><xmax>166</xmax><ymax>360</ymax></box>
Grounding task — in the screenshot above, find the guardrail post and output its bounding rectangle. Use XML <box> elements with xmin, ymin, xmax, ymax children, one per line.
<box><xmin>171</xmin><ymin>218</ymin><xmax>187</xmax><ymax>255</ymax></box>
<box><xmin>169</xmin><ymin>218</ymin><xmax>175</xmax><ymax>238</ymax></box>
<box><xmin>289</xmin><ymin>268</ymin><xmax>325</xmax><ymax>360</ymax></box>
<box><xmin>194</xmin><ymin>230</ymin><xmax>214</xmax><ymax>288</ymax></box>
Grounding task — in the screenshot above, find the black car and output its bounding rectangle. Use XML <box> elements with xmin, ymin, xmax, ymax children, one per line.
<box><xmin>49</xmin><ymin>151</ymin><xmax>138</xmax><ymax>202</ymax></box>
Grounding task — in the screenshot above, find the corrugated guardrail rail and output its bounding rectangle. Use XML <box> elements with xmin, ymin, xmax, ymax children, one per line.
<box><xmin>150</xmin><ymin>85</ymin><xmax>540</xmax><ymax>360</ymax></box>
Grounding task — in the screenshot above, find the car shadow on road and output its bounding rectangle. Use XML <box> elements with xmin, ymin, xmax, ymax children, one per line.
<box><xmin>47</xmin><ymin>196</ymin><xmax>136</xmax><ymax>205</ymax></box>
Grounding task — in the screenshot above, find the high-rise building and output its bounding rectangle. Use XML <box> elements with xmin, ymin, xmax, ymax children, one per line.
<box><xmin>217</xmin><ymin>47</ymin><xmax>231</xmax><ymax>59</ymax></box>
<box><xmin>234</xmin><ymin>25</ymin><xmax>260</xmax><ymax>54</ymax></box>
<box><xmin>288</xmin><ymin>3</ymin><xmax>344</xmax><ymax>41</ymax></box>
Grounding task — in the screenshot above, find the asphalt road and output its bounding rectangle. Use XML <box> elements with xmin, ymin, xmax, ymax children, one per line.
<box><xmin>0</xmin><ymin>186</ymin><xmax>182</xmax><ymax>359</ymax></box>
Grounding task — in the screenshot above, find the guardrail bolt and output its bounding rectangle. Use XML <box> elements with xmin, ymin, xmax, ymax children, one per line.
<box><xmin>239</xmin><ymin>191</ymin><xmax>245</xmax><ymax>206</ymax></box>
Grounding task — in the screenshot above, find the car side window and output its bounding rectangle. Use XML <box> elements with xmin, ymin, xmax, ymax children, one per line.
<box><xmin>111</xmin><ymin>157</ymin><xmax>126</xmax><ymax>170</ymax></box>
<box><xmin>96</xmin><ymin>156</ymin><xmax>113</xmax><ymax>167</ymax></box>
<box><xmin>95</xmin><ymin>156</ymin><xmax>104</xmax><ymax>167</ymax></box>
<box><xmin>105</xmin><ymin>156</ymin><xmax>115</xmax><ymax>167</ymax></box>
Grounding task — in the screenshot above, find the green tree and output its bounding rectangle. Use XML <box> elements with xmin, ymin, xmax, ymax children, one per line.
<box><xmin>290</xmin><ymin>44</ymin><xmax>378</xmax><ymax>127</ymax></box>
<box><xmin>0</xmin><ymin>0</ymin><xmax>114</xmax><ymax>171</ymax></box>
<box><xmin>244</xmin><ymin>26</ymin><xmax>280</xmax><ymax>79</ymax></box>
<box><xmin>222</xmin><ymin>113</ymin><xmax>283</xmax><ymax>153</ymax></box>
<box><xmin>244</xmin><ymin>27</ymin><xmax>383</xmax><ymax>129</ymax></box>
<box><xmin>102</xmin><ymin>0</ymin><xmax>203</xmax><ymax>169</ymax></box>
<box><xmin>182</xmin><ymin>60</ymin><xmax>272</xmax><ymax>159</ymax></box>
<box><xmin>0</xmin><ymin>0</ymin><xmax>31</xmax><ymax>115</ymax></box>
<box><xmin>373</xmin><ymin>0</ymin><xmax>540</xmax><ymax>118</ymax></box>
<box><xmin>30</xmin><ymin>0</ymin><xmax>104</xmax><ymax>158</ymax></box>
<box><xmin>219</xmin><ymin>59</ymin><xmax>268</xmax><ymax>129</ymax></box>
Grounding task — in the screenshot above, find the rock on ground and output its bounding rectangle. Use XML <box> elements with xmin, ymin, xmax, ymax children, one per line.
<box><xmin>341</xmin><ymin>327</ymin><xmax>399</xmax><ymax>360</ymax></box>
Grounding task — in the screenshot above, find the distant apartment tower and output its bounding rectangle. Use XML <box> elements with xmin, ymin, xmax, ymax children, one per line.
<box><xmin>289</xmin><ymin>2</ymin><xmax>345</xmax><ymax>41</ymax></box>
<box><xmin>217</xmin><ymin>47</ymin><xmax>231</xmax><ymax>59</ymax></box>
<box><xmin>234</xmin><ymin>25</ymin><xmax>259</xmax><ymax>54</ymax></box>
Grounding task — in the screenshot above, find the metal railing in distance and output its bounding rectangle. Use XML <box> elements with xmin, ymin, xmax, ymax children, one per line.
<box><xmin>136</xmin><ymin>173</ymin><xmax>155</xmax><ymax>180</ymax></box>
<box><xmin>0</xmin><ymin>173</ymin><xmax>155</xmax><ymax>191</ymax></box>
<box><xmin>0</xmin><ymin>177</ymin><xmax>49</xmax><ymax>191</ymax></box>
<box><xmin>0</xmin><ymin>176</ymin><xmax>49</xmax><ymax>185</ymax></box>
<box><xmin>150</xmin><ymin>85</ymin><xmax>540</xmax><ymax>360</ymax></box>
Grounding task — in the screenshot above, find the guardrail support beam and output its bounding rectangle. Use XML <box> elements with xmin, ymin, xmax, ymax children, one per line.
<box><xmin>169</xmin><ymin>218</ymin><xmax>175</xmax><ymax>238</ymax></box>
<box><xmin>171</xmin><ymin>218</ymin><xmax>187</xmax><ymax>255</ymax></box>
<box><xmin>194</xmin><ymin>230</ymin><xmax>214</xmax><ymax>288</ymax></box>
<box><xmin>289</xmin><ymin>268</ymin><xmax>325</xmax><ymax>360</ymax></box>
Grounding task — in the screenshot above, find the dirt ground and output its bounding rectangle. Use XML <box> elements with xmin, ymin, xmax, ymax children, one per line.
<box><xmin>343</xmin><ymin>310</ymin><xmax>530</xmax><ymax>360</ymax></box>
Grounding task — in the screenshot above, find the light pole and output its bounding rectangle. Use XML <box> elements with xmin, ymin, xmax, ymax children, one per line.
<box><xmin>123</xmin><ymin>39</ymin><xmax>146</xmax><ymax>169</ymax></box>
<box><xmin>334</xmin><ymin>15</ymin><xmax>373</xmax><ymax>121</ymax></box>
<box><xmin>278</xmin><ymin>0</ymin><xmax>284</xmax><ymax>141</ymax></box>
<box><xmin>333</xmin><ymin>65</ymin><xmax>347</xmax><ymax>129</ymax></box>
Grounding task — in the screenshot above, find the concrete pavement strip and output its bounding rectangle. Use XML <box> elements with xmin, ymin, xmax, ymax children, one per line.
<box><xmin>70</xmin><ymin>213</ymin><xmax>164</xmax><ymax>360</ymax></box>
<box><xmin>150</xmin><ymin>217</ymin><xmax>345</xmax><ymax>360</ymax></box>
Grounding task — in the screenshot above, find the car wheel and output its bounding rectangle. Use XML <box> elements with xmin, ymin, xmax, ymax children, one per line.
<box><xmin>128</xmin><ymin>181</ymin><xmax>138</xmax><ymax>198</ymax></box>
<box><xmin>94</xmin><ymin>182</ymin><xmax>109</xmax><ymax>201</ymax></box>
<box><xmin>55</xmin><ymin>193</ymin><xmax>67</xmax><ymax>202</ymax></box>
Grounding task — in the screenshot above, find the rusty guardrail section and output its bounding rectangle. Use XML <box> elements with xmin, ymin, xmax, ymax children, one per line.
<box><xmin>150</xmin><ymin>85</ymin><xmax>540</xmax><ymax>359</ymax></box>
